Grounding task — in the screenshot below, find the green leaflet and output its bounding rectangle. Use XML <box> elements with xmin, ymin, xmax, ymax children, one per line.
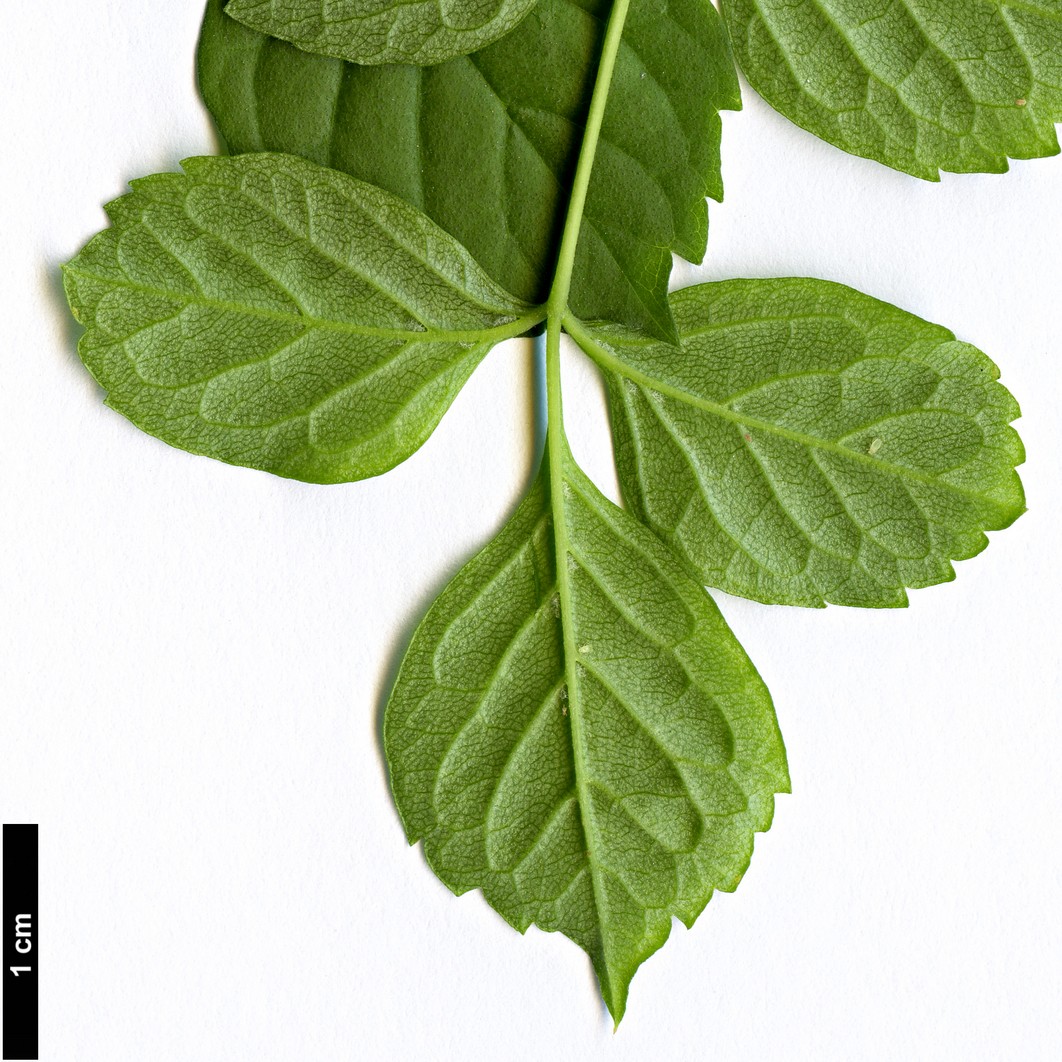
<box><xmin>225</xmin><ymin>0</ymin><xmax>540</xmax><ymax>65</ymax></box>
<box><xmin>62</xmin><ymin>153</ymin><xmax>540</xmax><ymax>484</ymax></box>
<box><xmin>198</xmin><ymin>0</ymin><xmax>741</xmax><ymax>341</ymax></box>
<box><xmin>721</xmin><ymin>0</ymin><xmax>1062</xmax><ymax>178</ymax></box>
<box><xmin>568</xmin><ymin>279</ymin><xmax>1025</xmax><ymax>608</ymax></box>
<box><xmin>384</xmin><ymin>448</ymin><xmax>789</xmax><ymax>1024</ymax></box>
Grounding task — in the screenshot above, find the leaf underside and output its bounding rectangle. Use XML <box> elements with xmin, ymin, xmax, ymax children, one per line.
<box><xmin>385</xmin><ymin>449</ymin><xmax>789</xmax><ymax>1024</ymax></box>
<box><xmin>571</xmin><ymin>278</ymin><xmax>1025</xmax><ymax>608</ymax></box>
<box><xmin>198</xmin><ymin>0</ymin><xmax>742</xmax><ymax>340</ymax></box>
<box><xmin>62</xmin><ymin>153</ymin><xmax>533</xmax><ymax>483</ymax></box>
<box><xmin>722</xmin><ymin>0</ymin><xmax>1062</xmax><ymax>178</ymax></box>
<box><xmin>225</xmin><ymin>0</ymin><xmax>541</xmax><ymax>65</ymax></box>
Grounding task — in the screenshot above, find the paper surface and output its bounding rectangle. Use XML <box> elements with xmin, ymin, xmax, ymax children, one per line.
<box><xmin>1</xmin><ymin>3</ymin><xmax>1060</xmax><ymax>1058</ymax></box>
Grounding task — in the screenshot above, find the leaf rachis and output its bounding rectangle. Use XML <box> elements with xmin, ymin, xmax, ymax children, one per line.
<box><xmin>545</xmin><ymin>0</ymin><xmax>633</xmax><ymax>1020</ymax></box>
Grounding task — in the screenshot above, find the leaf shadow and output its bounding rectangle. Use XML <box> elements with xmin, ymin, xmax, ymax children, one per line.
<box><xmin>43</xmin><ymin>133</ymin><xmax>224</xmax><ymax>385</ymax></box>
<box><xmin>42</xmin><ymin>263</ymin><xmax>90</xmax><ymax>369</ymax></box>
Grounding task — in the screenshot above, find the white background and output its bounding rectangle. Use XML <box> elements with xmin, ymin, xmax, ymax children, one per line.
<box><xmin>2</xmin><ymin>3</ymin><xmax>1061</xmax><ymax>1059</ymax></box>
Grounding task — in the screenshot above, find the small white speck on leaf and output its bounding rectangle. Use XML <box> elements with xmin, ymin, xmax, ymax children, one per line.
<box><xmin>579</xmin><ymin>644</ymin><xmax>591</xmax><ymax>655</ymax></box>
<box><xmin>868</xmin><ymin>437</ymin><xmax>883</xmax><ymax>455</ymax></box>
<box><xmin>1016</xmin><ymin>98</ymin><xmax>1027</xmax><ymax>106</ymax></box>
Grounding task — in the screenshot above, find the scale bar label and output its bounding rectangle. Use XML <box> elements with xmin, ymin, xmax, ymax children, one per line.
<box><xmin>3</xmin><ymin>825</ymin><xmax>38</xmax><ymax>1061</ymax></box>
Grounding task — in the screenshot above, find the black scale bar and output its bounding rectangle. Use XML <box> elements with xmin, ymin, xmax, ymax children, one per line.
<box><xmin>3</xmin><ymin>825</ymin><xmax>37</xmax><ymax>1061</ymax></box>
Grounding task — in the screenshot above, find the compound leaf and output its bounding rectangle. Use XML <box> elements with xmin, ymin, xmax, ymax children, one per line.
<box><xmin>721</xmin><ymin>0</ymin><xmax>1062</xmax><ymax>178</ymax></box>
<box><xmin>225</xmin><ymin>0</ymin><xmax>540</xmax><ymax>66</ymax></box>
<box><xmin>385</xmin><ymin>443</ymin><xmax>789</xmax><ymax>1024</ymax></box>
<box><xmin>62</xmin><ymin>153</ymin><xmax>538</xmax><ymax>484</ymax></box>
<box><xmin>568</xmin><ymin>279</ymin><xmax>1026</xmax><ymax>608</ymax></box>
<box><xmin>198</xmin><ymin>0</ymin><xmax>741</xmax><ymax>341</ymax></box>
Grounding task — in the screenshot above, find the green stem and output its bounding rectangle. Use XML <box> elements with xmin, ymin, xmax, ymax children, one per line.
<box><xmin>544</xmin><ymin>0</ymin><xmax>634</xmax><ymax>632</ymax></box>
<box><xmin>545</xmin><ymin>0</ymin><xmax>632</xmax><ymax>323</ymax></box>
<box><xmin>541</xmin><ymin>0</ymin><xmax>633</xmax><ymax>1023</ymax></box>
<box><xmin>544</xmin><ymin>0</ymin><xmax>633</xmax><ymax>447</ymax></box>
